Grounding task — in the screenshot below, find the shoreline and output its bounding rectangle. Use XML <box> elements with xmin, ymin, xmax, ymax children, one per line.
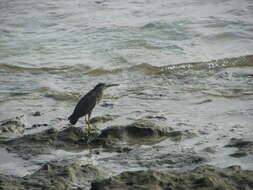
<box><xmin>0</xmin><ymin>115</ymin><xmax>252</xmax><ymax>189</ymax></box>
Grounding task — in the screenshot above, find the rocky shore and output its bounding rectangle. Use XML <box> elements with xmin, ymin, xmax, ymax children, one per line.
<box><xmin>0</xmin><ymin>163</ymin><xmax>252</xmax><ymax>190</ymax></box>
<box><xmin>0</xmin><ymin>116</ymin><xmax>252</xmax><ymax>189</ymax></box>
<box><xmin>92</xmin><ymin>165</ymin><xmax>253</xmax><ymax>190</ymax></box>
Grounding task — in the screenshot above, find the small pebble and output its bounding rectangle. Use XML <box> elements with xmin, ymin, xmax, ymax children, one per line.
<box><xmin>32</xmin><ymin>111</ymin><xmax>41</xmax><ymax>116</ymax></box>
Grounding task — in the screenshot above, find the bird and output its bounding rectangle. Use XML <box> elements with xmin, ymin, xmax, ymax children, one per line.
<box><xmin>68</xmin><ymin>83</ymin><xmax>118</xmax><ymax>132</ymax></box>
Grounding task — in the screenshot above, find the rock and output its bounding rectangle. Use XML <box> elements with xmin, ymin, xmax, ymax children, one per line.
<box><xmin>27</xmin><ymin>160</ymin><xmax>106</xmax><ymax>189</ymax></box>
<box><xmin>99</xmin><ymin>148</ymin><xmax>207</xmax><ymax>170</ymax></box>
<box><xmin>195</xmin><ymin>99</ymin><xmax>212</xmax><ymax>105</ymax></box>
<box><xmin>3</xmin><ymin>127</ymin><xmax>99</xmax><ymax>159</ymax></box>
<box><xmin>145</xmin><ymin>115</ymin><xmax>167</xmax><ymax>121</ymax></box>
<box><xmin>202</xmin><ymin>147</ymin><xmax>216</xmax><ymax>154</ymax></box>
<box><xmin>229</xmin><ymin>152</ymin><xmax>247</xmax><ymax>158</ymax></box>
<box><xmin>3</xmin><ymin>128</ymin><xmax>59</xmax><ymax>159</ymax></box>
<box><xmin>91</xmin><ymin>120</ymin><xmax>196</xmax><ymax>147</ymax></box>
<box><xmin>89</xmin><ymin>115</ymin><xmax>119</xmax><ymax>124</ymax></box>
<box><xmin>0</xmin><ymin>116</ymin><xmax>26</xmax><ymax>141</ymax></box>
<box><xmin>2</xmin><ymin>120</ymin><xmax>196</xmax><ymax>158</ymax></box>
<box><xmin>32</xmin><ymin>111</ymin><xmax>41</xmax><ymax>116</ymax></box>
<box><xmin>57</xmin><ymin>127</ymin><xmax>92</xmax><ymax>143</ymax></box>
<box><xmin>100</xmin><ymin>102</ymin><xmax>114</xmax><ymax>108</ymax></box>
<box><xmin>29</xmin><ymin>123</ymin><xmax>49</xmax><ymax>130</ymax></box>
<box><xmin>116</xmin><ymin>147</ymin><xmax>133</xmax><ymax>153</ymax></box>
<box><xmin>225</xmin><ymin>138</ymin><xmax>253</xmax><ymax>157</ymax></box>
<box><xmin>91</xmin><ymin>165</ymin><xmax>253</xmax><ymax>190</ymax></box>
<box><xmin>0</xmin><ymin>160</ymin><xmax>107</xmax><ymax>190</ymax></box>
<box><xmin>226</xmin><ymin>138</ymin><xmax>253</xmax><ymax>149</ymax></box>
<box><xmin>166</xmin><ymin>130</ymin><xmax>196</xmax><ymax>141</ymax></box>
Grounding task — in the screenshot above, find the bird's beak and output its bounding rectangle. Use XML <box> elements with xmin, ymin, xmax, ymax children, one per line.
<box><xmin>105</xmin><ymin>84</ymin><xmax>119</xmax><ymax>88</ymax></box>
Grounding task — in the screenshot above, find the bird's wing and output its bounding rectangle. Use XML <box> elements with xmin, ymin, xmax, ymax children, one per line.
<box><xmin>72</xmin><ymin>92</ymin><xmax>97</xmax><ymax>118</ymax></box>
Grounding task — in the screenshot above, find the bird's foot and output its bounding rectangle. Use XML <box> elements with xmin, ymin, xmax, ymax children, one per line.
<box><xmin>90</xmin><ymin>126</ymin><xmax>99</xmax><ymax>132</ymax></box>
<box><xmin>84</xmin><ymin>126</ymin><xmax>99</xmax><ymax>135</ymax></box>
<box><xmin>84</xmin><ymin>127</ymin><xmax>91</xmax><ymax>134</ymax></box>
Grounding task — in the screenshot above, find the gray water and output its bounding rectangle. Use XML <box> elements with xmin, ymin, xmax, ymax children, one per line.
<box><xmin>0</xmin><ymin>0</ymin><xmax>253</xmax><ymax>176</ymax></box>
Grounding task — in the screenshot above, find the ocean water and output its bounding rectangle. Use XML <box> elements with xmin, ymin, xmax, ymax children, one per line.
<box><xmin>0</xmin><ymin>0</ymin><xmax>253</xmax><ymax>175</ymax></box>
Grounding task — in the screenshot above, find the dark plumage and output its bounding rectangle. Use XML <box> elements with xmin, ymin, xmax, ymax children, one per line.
<box><xmin>68</xmin><ymin>83</ymin><xmax>118</xmax><ymax>130</ymax></box>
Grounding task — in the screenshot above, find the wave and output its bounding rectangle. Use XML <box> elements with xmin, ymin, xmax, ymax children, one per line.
<box><xmin>86</xmin><ymin>63</ymin><xmax>161</xmax><ymax>75</ymax></box>
<box><xmin>0</xmin><ymin>64</ymin><xmax>71</xmax><ymax>72</ymax></box>
<box><xmin>161</xmin><ymin>54</ymin><xmax>253</xmax><ymax>73</ymax></box>
<box><xmin>0</xmin><ymin>87</ymin><xmax>80</xmax><ymax>103</ymax></box>
<box><xmin>44</xmin><ymin>90</ymin><xmax>80</xmax><ymax>101</ymax></box>
<box><xmin>85</xmin><ymin>54</ymin><xmax>253</xmax><ymax>75</ymax></box>
<box><xmin>1</xmin><ymin>55</ymin><xmax>253</xmax><ymax>75</ymax></box>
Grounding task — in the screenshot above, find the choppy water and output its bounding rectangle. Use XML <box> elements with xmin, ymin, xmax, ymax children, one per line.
<box><xmin>0</xmin><ymin>0</ymin><xmax>253</xmax><ymax>175</ymax></box>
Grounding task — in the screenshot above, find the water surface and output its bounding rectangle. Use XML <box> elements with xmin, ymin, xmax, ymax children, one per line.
<box><xmin>0</xmin><ymin>0</ymin><xmax>253</xmax><ymax>175</ymax></box>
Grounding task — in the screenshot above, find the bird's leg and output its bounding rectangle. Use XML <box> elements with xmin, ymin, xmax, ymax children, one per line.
<box><xmin>85</xmin><ymin>115</ymin><xmax>91</xmax><ymax>134</ymax></box>
<box><xmin>88</xmin><ymin>113</ymin><xmax>98</xmax><ymax>132</ymax></box>
<box><xmin>87</xmin><ymin>113</ymin><xmax>93</xmax><ymax>132</ymax></box>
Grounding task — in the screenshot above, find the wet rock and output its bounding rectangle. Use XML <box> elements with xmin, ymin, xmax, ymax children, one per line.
<box><xmin>26</xmin><ymin>160</ymin><xmax>106</xmax><ymax>189</ymax></box>
<box><xmin>58</xmin><ymin>127</ymin><xmax>91</xmax><ymax>143</ymax></box>
<box><xmin>100</xmin><ymin>102</ymin><xmax>114</xmax><ymax>108</ymax></box>
<box><xmin>2</xmin><ymin>120</ymin><xmax>195</xmax><ymax>158</ymax></box>
<box><xmin>116</xmin><ymin>147</ymin><xmax>132</xmax><ymax>153</ymax></box>
<box><xmin>202</xmin><ymin>146</ymin><xmax>216</xmax><ymax>154</ymax></box>
<box><xmin>3</xmin><ymin>127</ymin><xmax>98</xmax><ymax>159</ymax></box>
<box><xmin>145</xmin><ymin>115</ymin><xmax>167</xmax><ymax>121</ymax></box>
<box><xmin>3</xmin><ymin>128</ymin><xmax>59</xmax><ymax>159</ymax></box>
<box><xmin>195</xmin><ymin>99</ymin><xmax>212</xmax><ymax>105</ymax></box>
<box><xmin>28</xmin><ymin>123</ymin><xmax>49</xmax><ymax>130</ymax></box>
<box><xmin>91</xmin><ymin>120</ymin><xmax>196</xmax><ymax>147</ymax></box>
<box><xmin>91</xmin><ymin>165</ymin><xmax>253</xmax><ymax>190</ymax></box>
<box><xmin>32</xmin><ymin>111</ymin><xmax>41</xmax><ymax>116</ymax></box>
<box><xmin>0</xmin><ymin>116</ymin><xmax>26</xmax><ymax>141</ymax></box>
<box><xmin>166</xmin><ymin>130</ymin><xmax>196</xmax><ymax>141</ymax></box>
<box><xmin>100</xmin><ymin>148</ymin><xmax>207</xmax><ymax>170</ymax></box>
<box><xmin>90</xmin><ymin>115</ymin><xmax>119</xmax><ymax>124</ymax></box>
<box><xmin>225</xmin><ymin>138</ymin><xmax>253</xmax><ymax>157</ymax></box>
<box><xmin>226</xmin><ymin>138</ymin><xmax>253</xmax><ymax>149</ymax></box>
<box><xmin>0</xmin><ymin>174</ymin><xmax>23</xmax><ymax>190</ymax></box>
<box><xmin>229</xmin><ymin>152</ymin><xmax>247</xmax><ymax>158</ymax></box>
<box><xmin>0</xmin><ymin>160</ymin><xmax>106</xmax><ymax>190</ymax></box>
<box><xmin>198</xmin><ymin>130</ymin><xmax>209</xmax><ymax>135</ymax></box>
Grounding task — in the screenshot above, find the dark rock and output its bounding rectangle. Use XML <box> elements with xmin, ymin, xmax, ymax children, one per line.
<box><xmin>195</xmin><ymin>99</ymin><xmax>212</xmax><ymax>105</ymax></box>
<box><xmin>225</xmin><ymin>138</ymin><xmax>253</xmax><ymax>157</ymax></box>
<box><xmin>99</xmin><ymin>145</ymin><xmax>208</xmax><ymax>170</ymax></box>
<box><xmin>226</xmin><ymin>138</ymin><xmax>253</xmax><ymax>148</ymax></box>
<box><xmin>57</xmin><ymin>127</ymin><xmax>91</xmax><ymax>143</ymax></box>
<box><xmin>91</xmin><ymin>120</ymin><xmax>196</xmax><ymax>147</ymax></box>
<box><xmin>166</xmin><ymin>130</ymin><xmax>196</xmax><ymax>141</ymax></box>
<box><xmin>2</xmin><ymin>120</ymin><xmax>195</xmax><ymax>158</ymax></box>
<box><xmin>3</xmin><ymin>128</ymin><xmax>59</xmax><ymax>159</ymax></box>
<box><xmin>0</xmin><ymin>116</ymin><xmax>26</xmax><ymax>140</ymax></box>
<box><xmin>30</xmin><ymin>123</ymin><xmax>49</xmax><ymax>129</ymax></box>
<box><xmin>94</xmin><ymin>0</ymin><xmax>104</xmax><ymax>4</ymax></box>
<box><xmin>116</xmin><ymin>147</ymin><xmax>133</xmax><ymax>153</ymax></box>
<box><xmin>91</xmin><ymin>165</ymin><xmax>253</xmax><ymax>190</ymax></box>
<box><xmin>198</xmin><ymin>130</ymin><xmax>209</xmax><ymax>135</ymax></box>
<box><xmin>0</xmin><ymin>160</ymin><xmax>106</xmax><ymax>190</ymax></box>
<box><xmin>145</xmin><ymin>115</ymin><xmax>167</xmax><ymax>121</ymax></box>
<box><xmin>90</xmin><ymin>115</ymin><xmax>119</xmax><ymax>124</ymax></box>
<box><xmin>202</xmin><ymin>147</ymin><xmax>216</xmax><ymax>154</ymax></box>
<box><xmin>32</xmin><ymin>111</ymin><xmax>41</xmax><ymax>116</ymax></box>
<box><xmin>3</xmin><ymin>127</ymin><xmax>99</xmax><ymax>159</ymax></box>
<box><xmin>100</xmin><ymin>103</ymin><xmax>114</xmax><ymax>108</ymax></box>
<box><xmin>229</xmin><ymin>152</ymin><xmax>247</xmax><ymax>158</ymax></box>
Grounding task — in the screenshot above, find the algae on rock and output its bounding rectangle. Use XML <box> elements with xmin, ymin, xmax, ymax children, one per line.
<box><xmin>91</xmin><ymin>165</ymin><xmax>253</xmax><ymax>190</ymax></box>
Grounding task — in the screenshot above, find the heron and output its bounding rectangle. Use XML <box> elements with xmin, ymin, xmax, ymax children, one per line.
<box><xmin>68</xmin><ymin>83</ymin><xmax>118</xmax><ymax>133</ymax></box>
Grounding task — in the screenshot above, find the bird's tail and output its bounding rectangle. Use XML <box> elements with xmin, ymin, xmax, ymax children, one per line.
<box><xmin>68</xmin><ymin>114</ymin><xmax>78</xmax><ymax>125</ymax></box>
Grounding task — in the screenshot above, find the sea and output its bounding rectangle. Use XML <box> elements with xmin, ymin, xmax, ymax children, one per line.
<box><xmin>0</xmin><ymin>0</ymin><xmax>253</xmax><ymax>175</ymax></box>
